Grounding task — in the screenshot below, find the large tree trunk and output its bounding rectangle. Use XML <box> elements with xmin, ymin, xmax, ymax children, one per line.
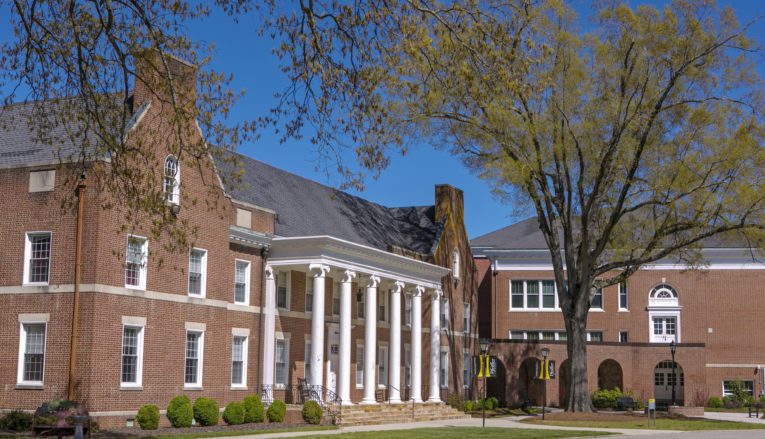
<box><xmin>565</xmin><ymin>306</ymin><xmax>594</xmax><ymax>412</ymax></box>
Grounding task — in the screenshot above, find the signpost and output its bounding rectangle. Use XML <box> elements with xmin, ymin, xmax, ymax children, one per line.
<box><xmin>647</xmin><ymin>398</ymin><xmax>656</xmax><ymax>428</ymax></box>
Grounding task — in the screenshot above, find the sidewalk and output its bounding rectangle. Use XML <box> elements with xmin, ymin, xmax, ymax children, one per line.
<box><xmin>702</xmin><ymin>410</ymin><xmax>765</xmax><ymax>424</ymax></box>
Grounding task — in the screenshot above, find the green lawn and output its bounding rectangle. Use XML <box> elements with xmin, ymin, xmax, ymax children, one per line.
<box><xmin>522</xmin><ymin>418</ymin><xmax>765</xmax><ymax>431</ymax></box>
<box><xmin>140</xmin><ymin>425</ymin><xmax>337</xmax><ymax>439</ymax></box>
<box><xmin>296</xmin><ymin>427</ymin><xmax>612</xmax><ymax>438</ymax></box>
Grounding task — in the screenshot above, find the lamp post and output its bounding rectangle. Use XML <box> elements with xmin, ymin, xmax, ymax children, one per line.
<box><xmin>541</xmin><ymin>347</ymin><xmax>550</xmax><ymax>421</ymax></box>
<box><xmin>480</xmin><ymin>338</ymin><xmax>490</xmax><ymax>428</ymax></box>
<box><xmin>670</xmin><ymin>340</ymin><xmax>677</xmax><ymax>407</ymax></box>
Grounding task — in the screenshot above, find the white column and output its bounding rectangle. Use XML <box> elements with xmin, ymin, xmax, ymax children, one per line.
<box><xmin>262</xmin><ymin>266</ymin><xmax>276</xmax><ymax>402</ymax></box>
<box><xmin>309</xmin><ymin>264</ymin><xmax>330</xmax><ymax>390</ymax></box>
<box><xmin>361</xmin><ymin>275</ymin><xmax>380</xmax><ymax>404</ymax></box>
<box><xmin>339</xmin><ymin>270</ymin><xmax>356</xmax><ymax>405</ymax></box>
<box><xmin>388</xmin><ymin>281</ymin><xmax>404</xmax><ymax>403</ymax></box>
<box><xmin>428</xmin><ymin>288</ymin><xmax>442</xmax><ymax>402</ymax></box>
<box><xmin>411</xmin><ymin>285</ymin><xmax>424</xmax><ymax>402</ymax></box>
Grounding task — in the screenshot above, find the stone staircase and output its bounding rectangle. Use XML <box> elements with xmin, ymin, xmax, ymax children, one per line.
<box><xmin>338</xmin><ymin>401</ymin><xmax>470</xmax><ymax>426</ymax></box>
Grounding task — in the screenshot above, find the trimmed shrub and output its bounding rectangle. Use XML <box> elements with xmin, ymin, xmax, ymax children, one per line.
<box><xmin>136</xmin><ymin>405</ymin><xmax>160</xmax><ymax>430</ymax></box>
<box><xmin>446</xmin><ymin>393</ymin><xmax>464</xmax><ymax>411</ymax></box>
<box><xmin>302</xmin><ymin>401</ymin><xmax>322</xmax><ymax>425</ymax></box>
<box><xmin>243</xmin><ymin>395</ymin><xmax>265</xmax><ymax>423</ymax></box>
<box><xmin>166</xmin><ymin>396</ymin><xmax>193</xmax><ymax>428</ymax></box>
<box><xmin>464</xmin><ymin>400</ymin><xmax>474</xmax><ymax>412</ymax></box>
<box><xmin>0</xmin><ymin>410</ymin><xmax>33</xmax><ymax>432</ymax></box>
<box><xmin>591</xmin><ymin>388</ymin><xmax>626</xmax><ymax>409</ymax></box>
<box><xmin>267</xmin><ymin>400</ymin><xmax>286</xmax><ymax>423</ymax></box>
<box><xmin>487</xmin><ymin>397</ymin><xmax>499</xmax><ymax>410</ymax></box>
<box><xmin>193</xmin><ymin>398</ymin><xmax>219</xmax><ymax>426</ymax></box>
<box><xmin>223</xmin><ymin>402</ymin><xmax>246</xmax><ymax>426</ymax></box>
<box><xmin>707</xmin><ymin>396</ymin><xmax>723</xmax><ymax>408</ymax></box>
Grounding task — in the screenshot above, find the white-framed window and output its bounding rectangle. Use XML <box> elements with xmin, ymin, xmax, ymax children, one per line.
<box><xmin>23</xmin><ymin>232</ymin><xmax>51</xmax><ymax>285</ymax></box>
<box><xmin>184</xmin><ymin>330</ymin><xmax>204</xmax><ymax>387</ymax></box>
<box><xmin>440</xmin><ymin>298</ymin><xmax>449</xmax><ymax>329</ymax></box>
<box><xmin>188</xmin><ymin>248</ymin><xmax>207</xmax><ymax>297</ymax></box>
<box><xmin>355</xmin><ymin>343</ymin><xmax>364</xmax><ymax>388</ymax></box>
<box><xmin>509</xmin><ymin>330</ymin><xmax>570</xmax><ymax>341</ymax></box>
<box><xmin>304</xmin><ymin>340</ymin><xmax>312</xmax><ymax>383</ymax></box>
<box><xmin>510</xmin><ymin>280</ymin><xmax>559</xmax><ymax>310</ymax></box>
<box><xmin>305</xmin><ymin>273</ymin><xmax>313</xmax><ymax>312</ymax></box>
<box><xmin>332</xmin><ymin>281</ymin><xmax>341</xmax><ymax>316</ymax></box>
<box><xmin>231</xmin><ymin>335</ymin><xmax>248</xmax><ymax>387</ymax></box>
<box><xmin>463</xmin><ymin>303</ymin><xmax>471</xmax><ymax>334</ymax></box>
<box><xmin>277</xmin><ymin>271</ymin><xmax>290</xmax><ymax>310</ymax></box>
<box><xmin>452</xmin><ymin>249</ymin><xmax>460</xmax><ymax>279</ymax></box>
<box><xmin>619</xmin><ymin>331</ymin><xmax>629</xmax><ymax>343</ymax></box>
<box><xmin>587</xmin><ymin>331</ymin><xmax>603</xmax><ymax>342</ymax></box>
<box><xmin>378</xmin><ymin>289</ymin><xmax>388</xmax><ymax>323</ymax></box>
<box><xmin>404</xmin><ymin>294</ymin><xmax>412</xmax><ymax>326</ymax></box>
<box><xmin>439</xmin><ymin>347</ymin><xmax>449</xmax><ymax>388</ymax></box>
<box><xmin>723</xmin><ymin>380</ymin><xmax>754</xmax><ymax>397</ymax></box>
<box><xmin>651</xmin><ymin>316</ymin><xmax>678</xmax><ymax>343</ymax></box>
<box><xmin>357</xmin><ymin>287</ymin><xmax>365</xmax><ymax>319</ymax></box>
<box><xmin>234</xmin><ymin>260</ymin><xmax>250</xmax><ymax>305</ymax></box>
<box><xmin>125</xmin><ymin>235</ymin><xmax>148</xmax><ymax>290</ymax></box>
<box><xmin>275</xmin><ymin>336</ymin><xmax>289</xmax><ymax>388</ymax></box>
<box><xmin>463</xmin><ymin>349</ymin><xmax>471</xmax><ymax>388</ymax></box>
<box><xmin>121</xmin><ymin>324</ymin><xmax>144</xmax><ymax>387</ymax></box>
<box><xmin>619</xmin><ymin>282</ymin><xmax>628</xmax><ymax>310</ymax></box>
<box><xmin>404</xmin><ymin>344</ymin><xmax>411</xmax><ymax>388</ymax></box>
<box><xmin>163</xmin><ymin>155</ymin><xmax>180</xmax><ymax>205</ymax></box>
<box><xmin>17</xmin><ymin>316</ymin><xmax>48</xmax><ymax>386</ymax></box>
<box><xmin>591</xmin><ymin>288</ymin><xmax>603</xmax><ymax>310</ymax></box>
<box><xmin>378</xmin><ymin>344</ymin><xmax>388</xmax><ymax>388</ymax></box>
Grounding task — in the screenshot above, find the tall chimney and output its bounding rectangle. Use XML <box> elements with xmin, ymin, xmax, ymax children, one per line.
<box><xmin>133</xmin><ymin>49</ymin><xmax>197</xmax><ymax>112</ymax></box>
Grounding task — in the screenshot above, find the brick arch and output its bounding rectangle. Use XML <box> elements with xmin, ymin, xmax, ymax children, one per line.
<box><xmin>518</xmin><ymin>357</ymin><xmax>544</xmax><ymax>406</ymax></box>
<box><xmin>597</xmin><ymin>359</ymin><xmax>624</xmax><ymax>391</ymax></box>
<box><xmin>558</xmin><ymin>359</ymin><xmax>570</xmax><ymax>407</ymax></box>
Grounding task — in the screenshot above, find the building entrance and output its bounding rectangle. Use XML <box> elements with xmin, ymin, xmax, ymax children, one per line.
<box><xmin>653</xmin><ymin>360</ymin><xmax>684</xmax><ymax>405</ymax></box>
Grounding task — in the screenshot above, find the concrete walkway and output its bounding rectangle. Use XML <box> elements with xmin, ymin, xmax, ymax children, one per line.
<box><xmin>702</xmin><ymin>410</ymin><xmax>765</xmax><ymax>424</ymax></box>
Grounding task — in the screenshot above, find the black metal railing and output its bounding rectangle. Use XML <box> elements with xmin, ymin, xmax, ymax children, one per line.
<box><xmin>259</xmin><ymin>383</ymin><xmax>341</xmax><ymax>424</ymax></box>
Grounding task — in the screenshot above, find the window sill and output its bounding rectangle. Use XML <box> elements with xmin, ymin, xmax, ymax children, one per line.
<box><xmin>120</xmin><ymin>385</ymin><xmax>143</xmax><ymax>391</ymax></box>
<box><xmin>509</xmin><ymin>308</ymin><xmax>561</xmax><ymax>312</ymax></box>
<box><xmin>618</xmin><ymin>309</ymin><xmax>630</xmax><ymax>312</ymax></box>
<box><xmin>16</xmin><ymin>384</ymin><xmax>44</xmax><ymax>390</ymax></box>
<box><xmin>233</xmin><ymin>301</ymin><xmax>249</xmax><ymax>307</ymax></box>
<box><xmin>188</xmin><ymin>294</ymin><xmax>206</xmax><ymax>300</ymax></box>
<box><xmin>125</xmin><ymin>284</ymin><xmax>146</xmax><ymax>291</ymax></box>
<box><xmin>590</xmin><ymin>309</ymin><xmax>605</xmax><ymax>312</ymax></box>
<box><xmin>22</xmin><ymin>282</ymin><xmax>49</xmax><ymax>287</ymax></box>
<box><xmin>184</xmin><ymin>386</ymin><xmax>203</xmax><ymax>391</ymax></box>
<box><xmin>230</xmin><ymin>386</ymin><xmax>248</xmax><ymax>391</ymax></box>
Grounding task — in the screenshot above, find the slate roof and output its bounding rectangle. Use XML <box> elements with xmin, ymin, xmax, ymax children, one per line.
<box><xmin>216</xmin><ymin>151</ymin><xmax>440</xmax><ymax>254</ymax></box>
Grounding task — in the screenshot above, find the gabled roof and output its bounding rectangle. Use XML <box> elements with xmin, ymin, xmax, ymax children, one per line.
<box><xmin>215</xmin><ymin>151</ymin><xmax>439</xmax><ymax>254</ymax></box>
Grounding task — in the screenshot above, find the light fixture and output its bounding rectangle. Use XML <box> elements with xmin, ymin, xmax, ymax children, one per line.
<box><xmin>670</xmin><ymin>339</ymin><xmax>676</xmax><ymax>355</ymax></box>
<box><xmin>480</xmin><ymin>338</ymin><xmax>490</xmax><ymax>355</ymax></box>
<box><xmin>541</xmin><ymin>346</ymin><xmax>550</xmax><ymax>358</ymax></box>
<box><xmin>170</xmin><ymin>203</ymin><xmax>181</xmax><ymax>216</ymax></box>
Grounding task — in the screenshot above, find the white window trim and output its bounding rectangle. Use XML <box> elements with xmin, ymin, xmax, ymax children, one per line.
<box><xmin>184</xmin><ymin>329</ymin><xmax>204</xmax><ymax>389</ymax></box>
<box><xmin>23</xmin><ymin>231</ymin><xmax>52</xmax><ymax>286</ymax></box>
<box><xmin>378</xmin><ymin>343</ymin><xmax>388</xmax><ymax>388</ymax></box>
<box><xmin>357</xmin><ymin>288</ymin><xmax>365</xmax><ymax>320</ymax></box>
<box><xmin>188</xmin><ymin>248</ymin><xmax>208</xmax><ymax>298</ymax></box>
<box><xmin>509</xmin><ymin>279</ymin><xmax>560</xmax><ymax>311</ymax></box>
<box><xmin>404</xmin><ymin>294</ymin><xmax>412</xmax><ymax>327</ymax></box>
<box><xmin>277</xmin><ymin>271</ymin><xmax>291</xmax><ymax>311</ymax></box>
<box><xmin>618</xmin><ymin>282</ymin><xmax>629</xmax><ymax>311</ymax></box>
<box><xmin>462</xmin><ymin>348</ymin><xmax>471</xmax><ymax>388</ymax></box>
<box><xmin>509</xmin><ymin>330</ymin><xmax>570</xmax><ymax>341</ymax></box>
<box><xmin>120</xmin><ymin>323</ymin><xmax>145</xmax><ymax>388</ymax></box>
<box><xmin>463</xmin><ymin>303</ymin><xmax>471</xmax><ymax>335</ymax></box>
<box><xmin>125</xmin><ymin>235</ymin><xmax>148</xmax><ymax>291</ymax></box>
<box><xmin>648</xmin><ymin>312</ymin><xmax>681</xmax><ymax>343</ymax></box>
<box><xmin>17</xmin><ymin>315</ymin><xmax>49</xmax><ymax>387</ymax></box>
<box><xmin>452</xmin><ymin>249</ymin><xmax>460</xmax><ymax>279</ymax></box>
<box><xmin>722</xmin><ymin>380</ymin><xmax>754</xmax><ymax>397</ymax></box>
<box><xmin>233</xmin><ymin>259</ymin><xmax>251</xmax><ymax>305</ymax></box>
<box><xmin>377</xmin><ymin>289</ymin><xmax>388</xmax><ymax>323</ymax></box>
<box><xmin>163</xmin><ymin>155</ymin><xmax>180</xmax><ymax>205</ymax></box>
<box><xmin>355</xmin><ymin>342</ymin><xmax>364</xmax><ymax>389</ymax></box>
<box><xmin>440</xmin><ymin>346</ymin><xmax>449</xmax><ymax>389</ymax></box>
<box><xmin>274</xmin><ymin>333</ymin><xmax>290</xmax><ymax>389</ymax></box>
<box><xmin>404</xmin><ymin>343</ymin><xmax>411</xmax><ymax>388</ymax></box>
<box><xmin>304</xmin><ymin>340</ymin><xmax>312</xmax><ymax>383</ymax></box>
<box><xmin>332</xmin><ymin>281</ymin><xmax>341</xmax><ymax>316</ymax></box>
<box><xmin>619</xmin><ymin>330</ymin><xmax>629</xmax><ymax>343</ymax></box>
<box><xmin>305</xmin><ymin>272</ymin><xmax>314</xmax><ymax>313</ymax></box>
<box><xmin>231</xmin><ymin>331</ymin><xmax>249</xmax><ymax>388</ymax></box>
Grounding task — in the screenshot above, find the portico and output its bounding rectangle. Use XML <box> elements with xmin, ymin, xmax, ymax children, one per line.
<box><xmin>261</xmin><ymin>235</ymin><xmax>450</xmax><ymax>405</ymax></box>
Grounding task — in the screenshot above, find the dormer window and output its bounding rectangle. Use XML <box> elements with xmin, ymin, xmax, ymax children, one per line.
<box><xmin>452</xmin><ymin>249</ymin><xmax>460</xmax><ymax>279</ymax></box>
<box><xmin>163</xmin><ymin>155</ymin><xmax>180</xmax><ymax>205</ymax></box>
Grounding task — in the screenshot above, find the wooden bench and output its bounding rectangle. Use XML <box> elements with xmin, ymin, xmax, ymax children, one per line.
<box><xmin>616</xmin><ymin>397</ymin><xmax>636</xmax><ymax>411</ymax></box>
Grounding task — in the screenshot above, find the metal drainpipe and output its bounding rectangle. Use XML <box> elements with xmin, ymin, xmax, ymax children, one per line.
<box><xmin>68</xmin><ymin>176</ymin><xmax>86</xmax><ymax>401</ymax></box>
<box><xmin>255</xmin><ymin>246</ymin><xmax>270</xmax><ymax>390</ymax></box>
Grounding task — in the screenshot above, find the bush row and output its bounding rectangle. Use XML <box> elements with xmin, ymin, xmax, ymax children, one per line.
<box><xmin>590</xmin><ymin>387</ymin><xmax>643</xmax><ymax>410</ymax></box>
<box><xmin>136</xmin><ymin>395</ymin><xmax>321</xmax><ymax>430</ymax></box>
<box><xmin>464</xmin><ymin>397</ymin><xmax>500</xmax><ymax>412</ymax></box>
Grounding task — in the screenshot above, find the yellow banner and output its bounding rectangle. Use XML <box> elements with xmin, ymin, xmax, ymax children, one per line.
<box><xmin>484</xmin><ymin>355</ymin><xmax>491</xmax><ymax>378</ymax></box>
<box><xmin>477</xmin><ymin>355</ymin><xmax>484</xmax><ymax>378</ymax></box>
<box><xmin>538</xmin><ymin>359</ymin><xmax>550</xmax><ymax>380</ymax></box>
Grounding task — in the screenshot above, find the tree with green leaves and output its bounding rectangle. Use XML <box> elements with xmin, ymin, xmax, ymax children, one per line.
<box><xmin>264</xmin><ymin>0</ymin><xmax>765</xmax><ymax>411</ymax></box>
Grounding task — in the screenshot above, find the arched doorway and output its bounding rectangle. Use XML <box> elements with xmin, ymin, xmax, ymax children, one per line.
<box><xmin>654</xmin><ymin>360</ymin><xmax>684</xmax><ymax>405</ymax></box>
<box><xmin>558</xmin><ymin>359</ymin><xmax>570</xmax><ymax>407</ymax></box>
<box><xmin>598</xmin><ymin>359</ymin><xmax>623</xmax><ymax>390</ymax></box>
<box><xmin>518</xmin><ymin>358</ymin><xmax>544</xmax><ymax>406</ymax></box>
<box><xmin>648</xmin><ymin>284</ymin><xmax>681</xmax><ymax>343</ymax></box>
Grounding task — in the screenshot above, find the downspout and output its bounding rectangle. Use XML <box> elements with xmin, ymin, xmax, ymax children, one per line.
<box><xmin>68</xmin><ymin>174</ymin><xmax>86</xmax><ymax>401</ymax></box>
<box><xmin>256</xmin><ymin>246</ymin><xmax>270</xmax><ymax>389</ymax></box>
<box><xmin>491</xmin><ymin>257</ymin><xmax>498</xmax><ymax>339</ymax></box>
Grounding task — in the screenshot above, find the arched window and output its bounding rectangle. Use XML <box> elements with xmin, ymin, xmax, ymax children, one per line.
<box><xmin>452</xmin><ymin>249</ymin><xmax>460</xmax><ymax>279</ymax></box>
<box><xmin>163</xmin><ymin>155</ymin><xmax>180</xmax><ymax>205</ymax></box>
<box><xmin>648</xmin><ymin>283</ymin><xmax>679</xmax><ymax>307</ymax></box>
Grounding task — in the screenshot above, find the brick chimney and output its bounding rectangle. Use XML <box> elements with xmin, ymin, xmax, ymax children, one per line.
<box><xmin>435</xmin><ymin>184</ymin><xmax>465</xmax><ymax>225</ymax></box>
<box><xmin>133</xmin><ymin>49</ymin><xmax>197</xmax><ymax>112</ymax></box>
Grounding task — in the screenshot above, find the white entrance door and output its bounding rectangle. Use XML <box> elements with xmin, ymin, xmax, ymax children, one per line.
<box><xmin>654</xmin><ymin>361</ymin><xmax>684</xmax><ymax>403</ymax></box>
<box><xmin>651</xmin><ymin>316</ymin><xmax>677</xmax><ymax>343</ymax></box>
<box><xmin>327</xmin><ymin>324</ymin><xmax>340</xmax><ymax>394</ymax></box>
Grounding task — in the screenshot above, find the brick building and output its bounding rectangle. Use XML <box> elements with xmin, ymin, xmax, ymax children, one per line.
<box><xmin>473</xmin><ymin>217</ymin><xmax>765</xmax><ymax>408</ymax></box>
<box><xmin>0</xmin><ymin>57</ymin><xmax>478</xmax><ymax>427</ymax></box>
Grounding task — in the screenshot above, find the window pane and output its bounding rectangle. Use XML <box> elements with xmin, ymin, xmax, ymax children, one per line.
<box><xmin>357</xmin><ymin>288</ymin><xmax>365</xmax><ymax>319</ymax></box>
<box><xmin>356</xmin><ymin>346</ymin><xmax>364</xmax><ymax>386</ymax></box>
<box><xmin>305</xmin><ymin>342</ymin><xmax>312</xmax><ymax>384</ymax></box>
<box><xmin>275</xmin><ymin>340</ymin><xmax>287</xmax><ymax>385</ymax></box>
<box><xmin>277</xmin><ymin>272</ymin><xmax>288</xmax><ymax>308</ymax></box>
<box><xmin>591</xmin><ymin>288</ymin><xmax>603</xmax><ymax>309</ymax></box>
<box><xmin>121</xmin><ymin>327</ymin><xmax>140</xmax><ymax>383</ymax></box>
<box><xmin>589</xmin><ymin>331</ymin><xmax>603</xmax><ymax>342</ymax></box>
<box><xmin>527</xmin><ymin>332</ymin><xmax>539</xmax><ymax>340</ymax></box>
<box><xmin>23</xmin><ymin>323</ymin><xmax>45</xmax><ymax>382</ymax></box>
<box><xmin>333</xmin><ymin>283</ymin><xmax>340</xmax><ymax>315</ymax></box>
<box><xmin>665</xmin><ymin>318</ymin><xmax>676</xmax><ymax>335</ymax></box>
<box><xmin>542</xmin><ymin>280</ymin><xmax>555</xmax><ymax>308</ymax></box>
<box><xmin>542</xmin><ymin>331</ymin><xmax>555</xmax><ymax>340</ymax></box>
<box><xmin>405</xmin><ymin>296</ymin><xmax>412</xmax><ymax>326</ymax></box>
<box><xmin>235</xmin><ymin>261</ymin><xmax>248</xmax><ymax>303</ymax></box>
<box><xmin>511</xmin><ymin>281</ymin><xmax>524</xmax><ymax>308</ymax></box>
<box><xmin>526</xmin><ymin>282</ymin><xmax>539</xmax><ymax>308</ymax></box>
<box><xmin>185</xmin><ymin>332</ymin><xmax>200</xmax><ymax>384</ymax></box>
<box><xmin>653</xmin><ymin>318</ymin><xmax>663</xmax><ymax>335</ymax></box>
<box><xmin>29</xmin><ymin>234</ymin><xmax>51</xmax><ymax>283</ymax></box>
<box><xmin>232</xmin><ymin>336</ymin><xmax>245</xmax><ymax>385</ymax></box>
<box><xmin>189</xmin><ymin>250</ymin><xmax>203</xmax><ymax>295</ymax></box>
<box><xmin>619</xmin><ymin>282</ymin><xmax>628</xmax><ymax>309</ymax></box>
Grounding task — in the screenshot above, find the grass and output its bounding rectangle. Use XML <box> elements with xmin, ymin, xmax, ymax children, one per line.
<box><xmin>296</xmin><ymin>427</ymin><xmax>612</xmax><ymax>438</ymax></box>
<box><xmin>522</xmin><ymin>418</ymin><xmax>765</xmax><ymax>431</ymax></box>
<box><xmin>140</xmin><ymin>425</ymin><xmax>338</xmax><ymax>439</ymax></box>
<box><xmin>466</xmin><ymin>407</ymin><xmax>538</xmax><ymax>418</ymax></box>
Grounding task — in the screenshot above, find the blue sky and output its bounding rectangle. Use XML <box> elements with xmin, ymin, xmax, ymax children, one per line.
<box><xmin>2</xmin><ymin>1</ymin><xmax>764</xmax><ymax>239</ymax></box>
